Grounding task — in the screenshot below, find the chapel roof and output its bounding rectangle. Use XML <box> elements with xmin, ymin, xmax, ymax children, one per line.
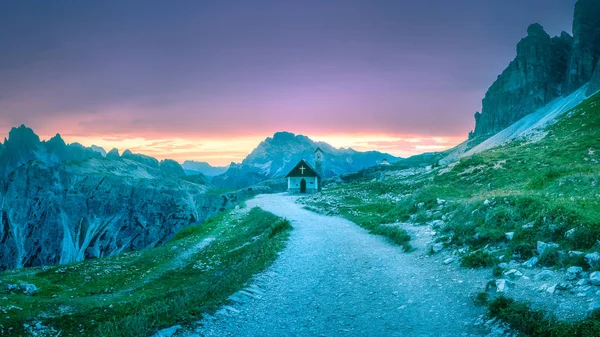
<box><xmin>285</xmin><ymin>159</ymin><xmax>321</xmax><ymax>178</ymax></box>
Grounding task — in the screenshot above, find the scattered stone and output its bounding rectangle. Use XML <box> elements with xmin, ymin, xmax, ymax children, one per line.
<box><xmin>566</xmin><ymin>266</ymin><xmax>583</xmax><ymax>280</ymax></box>
<box><xmin>5</xmin><ymin>282</ymin><xmax>38</xmax><ymax>295</ymax></box>
<box><xmin>443</xmin><ymin>258</ymin><xmax>454</xmax><ymax>265</ymax></box>
<box><xmin>569</xmin><ymin>251</ymin><xmax>585</xmax><ymax>257</ymax></box>
<box><xmin>564</xmin><ymin>228</ymin><xmax>576</xmax><ymax>239</ymax></box>
<box><xmin>495</xmin><ymin>279</ymin><xmax>513</xmax><ymax>293</ymax></box>
<box><xmin>508</xmin><ymin>260</ymin><xmax>521</xmax><ymax>268</ymax></box>
<box><xmin>417</xmin><ymin>202</ymin><xmax>425</xmax><ymax>209</ymax></box>
<box><xmin>534</xmin><ymin>270</ymin><xmax>556</xmax><ymax>281</ymax></box>
<box><xmin>556</xmin><ymin>283</ymin><xmax>569</xmax><ymax>290</ymax></box>
<box><xmin>537</xmin><ymin>241</ymin><xmax>559</xmax><ymax>255</ymax></box>
<box><xmin>585</xmin><ymin>252</ymin><xmax>600</xmax><ymax>268</ymax></box>
<box><xmin>428</xmin><ymin>220</ymin><xmax>445</xmax><ymax>227</ymax></box>
<box><xmin>590</xmin><ymin>271</ymin><xmax>600</xmax><ymax>286</ymax></box>
<box><xmin>152</xmin><ymin>325</ymin><xmax>182</xmax><ymax>337</ymax></box>
<box><xmin>577</xmin><ymin>279</ymin><xmax>588</xmax><ymax>286</ymax></box>
<box><xmin>484</xmin><ymin>199</ymin><xmax>491</xmax><ymax>207</ymax></box>
<box><xmin>505</xmin><ymin>232</ymin><xmax>514</xmax><ymax>241</ymax></box>
<box><xmin>546</xmin><ymin>284</ymin><xmax>557</xmax><ymax>294</ymax></box>
<box><xmin>522</xmin><ymin>221</ymin><xmax>535</xmax><ymax>229</ymax></box>
<box><xmin>523</xmin><ymin>257</ymin><xmax>539</xmax><ymax>268</ymax></box>
<box><xmin>437</xmin><ymin>198</ymin><xmax>446</xmax><ymax>205</ymax></box>
<box><xmin>503</xmin><ymin>269</ymin><xmax>523</xmax><ymax>279</ymax></box>
<box><xmin>432</xmin><ymin>243</ymin><xmax>444</xmax><ymax>253</ymax></box>
<box><xmin>498</xmin><ymin>263</ymin><xmax>509</xmax><ymax>269</ymax></box>
<box><xmin>589</xmin><ymin>300</ymin><xmax>600</xmax><ymax>313</ymax></box>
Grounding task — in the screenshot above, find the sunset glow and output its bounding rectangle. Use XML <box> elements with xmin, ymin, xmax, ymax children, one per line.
<box><xmin>0</xmin><ymin>1</ymin><xmax>572</xmax><ymax>166</ymax></box>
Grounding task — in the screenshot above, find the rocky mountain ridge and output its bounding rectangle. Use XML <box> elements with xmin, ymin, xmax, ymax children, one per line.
<box><xmin>0</xmin><ymin>126</ymin><xmax>260</xmax><ymax>270</ymax></box>
<box><xmin>181</xmin><ymin>160</ymin><xmax>229</xmax><ymax>176</ymax></box>
<box><xmin>472</xmin><ymin>0</ymin><xmax>600</xmax><ymax>138</ymax></box>
<box><xmin>212</xmin><ymin>131</ymin><xmax>398</xmax><ymax>189</ymax></box>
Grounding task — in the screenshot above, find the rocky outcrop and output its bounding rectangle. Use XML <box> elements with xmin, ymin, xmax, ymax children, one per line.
<box><xmin>160</xmin><ymin>159</ymin><xmax>186</xmax><ymax>177</ymax></box>
<box><xmin>590</xmin><ymin>58</ymin><xmax>600</xmax><ymax>95</ymax></box>
<box><xmin>122</xmin><ymin>149</ymin><xmax>159</xmax><ymax>168</ymax></box>
<box><xmin>473</xmin><ymin>24</ymin><xmax>572</xmax><ymax>137</ymax></box>
<box><xmin>0</xmin><ymin>158</ymin><xmax>249</xmax><ymax>269</ymax></box>
<box><xmin>106</xmin><ymin>148</ymin><xmax>120</xmax><ymax>159</ymax></box>
<box><xmin>0</xmin><ymin>126</ymin><xmax>262</xmax><ymax>270</ymax></box>
<box><xmin>565</xmin><ymin>0</ymin><xmax>600</xmax><ymax>94</ymax></box>
<box><xmin>472</xmin><ymin>1</ymin><xmax>600</xmax><ymax>138</ymax></box>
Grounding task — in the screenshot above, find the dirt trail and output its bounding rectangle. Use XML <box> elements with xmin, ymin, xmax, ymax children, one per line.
<box><xmin>185</xmin><ymin>194</ymin><xmax>491</xmax><ymax>337</ymax></box>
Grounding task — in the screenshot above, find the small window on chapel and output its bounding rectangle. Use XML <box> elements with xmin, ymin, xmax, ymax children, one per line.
<box><xmin>310</xmin><ymin>182</ymin><xmax>313</xmax><ymax>184</ymax></box>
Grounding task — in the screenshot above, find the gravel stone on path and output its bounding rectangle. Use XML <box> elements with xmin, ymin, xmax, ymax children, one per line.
<box><xmin>181</xmin><ymin>194</ymin><xmax>490</xmax><ymax>337</ymax></box>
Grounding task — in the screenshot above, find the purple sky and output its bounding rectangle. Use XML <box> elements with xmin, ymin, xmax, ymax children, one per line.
<box><xmin>0</xmin><ymin>0</ymin><xmax>576</xmax><ymax>164</ymax></box>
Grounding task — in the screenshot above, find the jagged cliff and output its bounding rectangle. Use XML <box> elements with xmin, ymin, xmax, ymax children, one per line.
<box><xmin>0</xmin><ymin>126</ymin><xmax>259</xmax><ymax>270</ymax></box>
<box><xmin>566</xmin><ymin>0</ymin><xmax>600</xmax><ymax>95</ymax></box>
<box><xmin>473</xmin><ymin>0</ymin><xmax>600</xmax><ymax>138</ymax></box>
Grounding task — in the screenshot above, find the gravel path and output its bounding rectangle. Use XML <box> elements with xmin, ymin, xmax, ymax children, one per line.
<box><xmin>187</xmin><ymin>194</ymin><xmax>491</xmax><ymax>337</ymax></box>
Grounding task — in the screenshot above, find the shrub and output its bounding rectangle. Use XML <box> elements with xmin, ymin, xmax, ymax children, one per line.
<box><xmin>474</xmin><ymin>291</ymin><xmax>489</xmax><ymax>306</ymax></box>
<box><xmin>371</xmin><ymin>225</ymin><xmax>412</xmax><ymax>251</ymax></box>
<box><xmin>461</xmin><ymin>251</ymin><xmax>496</xmax><ymax>268</ymax></box>
<box><xmin>569</xmin><ymin>226</ymin><xmax>598</xmax><ymax>250</ymax></box>
<box><xmin>268</xmin><ymin>219</ymin><xmax>292</xmax><ymax>238</ymax></box>
<box><xmin>487</xmin><ymin>296</ymin><xmax>600</xmax><ymax>337</ymax></box>
<box><xmin>539</xmin><ymin>248</ymin><xmax>560</xmax><ymax>267</ymax></box>
<box><xmin>492</xmin><ymin>266</ymin><xmax>504</xmax><ymax>277</ymax></box>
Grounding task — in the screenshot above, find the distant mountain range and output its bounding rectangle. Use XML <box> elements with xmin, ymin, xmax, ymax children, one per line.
<box><xmin>182</xmin><ymin>161</ymin><xmax>229</xmax><ymax>176</ymax></box>
<box><xmin>0</xmin><ymin>126</ymin><xmax>397</xmax><ymax>270</ymax></box>
<box><xmin>212</xmin><ymin>131</ymin><xmax>399</xmax><ymax>189</ymax></box>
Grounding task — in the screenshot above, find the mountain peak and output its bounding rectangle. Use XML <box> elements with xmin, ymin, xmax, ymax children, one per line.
<box><xmin>526</xmin><ymin>23</ymin><xmax>549</xmax><ymax>38</ymax></box>
<box><xmin>6</xmin><ymin>124</ymin><xmax>40</xmax><ymax>147</ymax></box>
<box><xmin>47</xmin><ymin>133</ymin><xmax>66</xmax><ymax>147</ymax></box>
<box><xmin>106</xmin><ymin>148</ymin><xmax>120</xmax><ymax>159</ymax></box>
<box><xmin>272</xmin><ymin>131</ymin><xmax>296</xmax><ymax>141</ymax></box>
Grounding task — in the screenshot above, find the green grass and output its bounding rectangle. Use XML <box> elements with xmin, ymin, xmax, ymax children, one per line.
<box><xmin>488</xmin><ymin>297</ymin><xmax>600</xmax><ymax>337</ymax></box>
<box><xmin>306</xmin><ymin>91</ymin><xmax>600</xmax><ymax>266</ymax></box>
<box><xmin>0</xmin><ymin>207</ymin><xmax>292</xmax><ymax>337</ymax></box>
<box><xmin>303</xmin><ymin>92</ymin><xmax>600</xmax><ymax>333</ymax></box>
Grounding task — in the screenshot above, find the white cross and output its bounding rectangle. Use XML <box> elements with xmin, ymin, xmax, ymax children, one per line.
<box><xmin>299</xmin><ymin>166</ymin><xmax>306</xmax><ymax>174</ymax></box>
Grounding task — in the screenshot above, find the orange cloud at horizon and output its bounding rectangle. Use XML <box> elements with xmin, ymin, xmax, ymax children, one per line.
<box><xmin>44</xmin><ymin>132</ymin><xmax>467</xmax><ymax>166</ymax></box>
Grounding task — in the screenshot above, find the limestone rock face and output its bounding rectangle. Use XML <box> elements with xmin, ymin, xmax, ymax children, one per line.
<box><xmin>565</xmin><ymin>0</ymin><xmax>600</xmax><ymax>94</ymax></box>
<box><xmin>472</xmin><ymin>1</ymin><xmax>600</xmax><ymax>138</ymax></box>
<box><xmin>0</xmin><ymin>126</ymin><xmax>256</xmax><ymax>270</ymax></box>
<box><xmin>589</xmin><ymin>58</ymin><xmax>600</xmax><ymax>95</ymax></box>
<box><xmin>473</xmin><ymin>24</ymin><xmax>572</xmax><ymax>137</ymax></box>
<box><xmin>0</xmin><ymin>158</ymin><xmax>243</xmax><ymax>269</ymax></box>
<box><xmin>160</xmin><ymin>159</ymin><xmax>186</xmax><ymax>177</ymax></box>
<box><xmin>106</xmin><ymin>148</ymin><xmax>120</xmax><ymax>159</ymax></box>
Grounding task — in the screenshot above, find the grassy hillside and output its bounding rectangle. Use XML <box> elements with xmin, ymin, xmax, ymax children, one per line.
<box><xmin>0</xmin><ymin>207</ymin><xmax>291</xmax><ymax>337</ymax></box>
<box><xmin>306</xmin><ymin>91</ymin><xmax>600</xmax><ymax>262</ymax></box>
<box><xmin>304</xmin><ymin>91</ymin><xmax>600</xmax><ymax>333</ymax></box>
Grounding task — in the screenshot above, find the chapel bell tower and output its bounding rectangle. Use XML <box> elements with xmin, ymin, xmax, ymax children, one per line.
<box><xmin>314</xmin><ymin>147</ymin><xmax>323</xmax><ymax>191</ymax></box>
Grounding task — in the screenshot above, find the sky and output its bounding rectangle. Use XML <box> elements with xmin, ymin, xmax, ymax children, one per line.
<box><xmin>0</xmin><ymin>0</ymin><xmax>576</xmax><ymax>165</ymax></box>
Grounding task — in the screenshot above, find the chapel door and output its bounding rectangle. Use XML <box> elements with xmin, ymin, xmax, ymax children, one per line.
<box><xmin>300</xmin><ymin>179</ymin><xmax>307</xmax><ymax>193</ymax></box>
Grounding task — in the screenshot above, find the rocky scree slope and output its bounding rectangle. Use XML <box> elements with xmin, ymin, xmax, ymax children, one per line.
<box><xmin>0</xmin><ymin>126</ymin><xmax>258</xmax><ymax>270</ymax></box>
<box><xmin>472</xmin><ymin>0</ymin><xmax>600</xmax><ymax>138</ymax></box>
<box><xmin>212</xmin><ymin>131</ymin><xmax>398</xmax><ymax>189</ymax></box>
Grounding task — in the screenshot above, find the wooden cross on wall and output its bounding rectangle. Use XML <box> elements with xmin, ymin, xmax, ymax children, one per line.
<box><xmin>299</xmin><ymin>166</ymin><xmax>306</xmax><ymax>174</ymax></box>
